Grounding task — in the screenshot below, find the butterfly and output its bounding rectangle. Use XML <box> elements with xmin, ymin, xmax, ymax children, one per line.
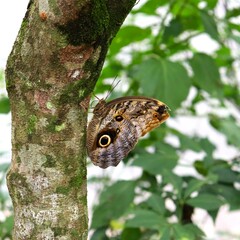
<box><xmin>86</xmin><ymin>96</ymin><xmax>170</xmax><ymax>168</ymax></box>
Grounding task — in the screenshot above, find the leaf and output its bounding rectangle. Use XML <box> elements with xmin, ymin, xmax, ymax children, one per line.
<box><xmin>211</xmin><ymin>116</ymin><xmax>240</xmax><ymax>147</ymax></box>
<box><xmin>125</xmin><ymin>209</ymin><xmax>167</xmax><ymax>230</ymax></box>
<box><xmin>160</xmin><ymin>226</ymin><xmax>172</xmax><ymax>240</ymax></box>
<box><xmin>91</xmin><ymin>181</ymin><xmax>136</xmax><ymax>228</ymax></box>
<box><xmin>163</xmin><ymin>18</ymin><xmax>183</xmax><ymax>41</ymax></box>
<box><xmin>0</xmin><ymin>69</ymin><xmax>5</xmax><ymax>85</ymax></box>
<box><xmin>178</xmin><ymin>134</ymin><xmax>202</xmax><ymax>152</ymax></box>
<box><xmin>207</xmin><ymin>209</ymin><xmax>219</xmax><ymax>222</ymax></box>
<box><xmin>218</xmin><ymin>118</ymin><xmax>240</xmax><ymax>147</ymax></box>
<box><xmin>194</xmin><ymin>160</ymin><xmax>208</xmax><ymax>176</ymax></box>
<box><xmin>172</xmin><ymin>223</ymin><xmax>195</xmax><ymax>239</ymax></box>
<box><xmin>109</xmin><ymin>26</ymin><xmax>152</xmax><ymax>56</ymax></box>
<box><xmin>161</xmin><ymin>223</ymin><xmax>205</xmax><ymax>240</ymax></box>
<box><xmin>205</xmin><ymin>0</ymin><xmax>218</xmax><ymax>9</ymax></box>
<box><xmin>121</xmin><ymin>228</ymin><xmax>141</xmax><ymax>240</ymax></box>
<box><xmin>131</xmin><ymin>57</ymin><xmax>191</xmax><ymax>109</ymax></box>
<box><xmin>189</xmin><ymin>53</ymin><xmax>222</xmax><ymax>96</ymax></box>
<box><xmin>209</xmin><ymin>159</ymin><xmax>239</xmax><ymax>182</ymax></box>
<box><xmin>162</xmin><ymin>170</ymin><xmax>183</xmax><ymax>197</ymax></box>
<box><xmin>203</xmin><ymin>183</ymin><xmax>240</xmax><ymax>210</ymax></box>
<box><xmin>1</xmin><ymin>215</ymin><xmax>14</xmax><ymax>235</ymax></box>
<box><xmin>215</xmin><ymin>46</ymin><xmax>233</xmax><ymax>67</ymax></box>
<box><xmin>0</xmin><ymin>163</ymin><xmax>10</xmax><ymax>172</ymax></box>
<box><xmin>223</xmin><ymin>84</ymin><xmax>240</xmax><ymax>105</ymax></box>
<box><xmin>231</xmin><ymin>33</ymin><xmax>240</xmax><ymax>44</ymax></box>
<box><xmin>186</xmin><ymin>193</ymin><xmax>225</xmax><ymax>210</ymax></box>
<box><xmin>183</xmin><ymin>179</ymin><xmax>206</xmax><ymax>199</ymax></box>
<box><xmin>184</xmin><ymin>224</ymin><xmax>205</xmax><ymax>238</ymax></box>
<box><xmin>226</xmin><ymin>7</ymin><xmax>240</xmax><ymax>19</ymax></box>
<box><xmin>200</xmin><ymin>10</ymin><xmax>219</xmax><ymax>41</ymax></box>
<box><xmin>91</xmin><ymin>228</ymin><xmax>108</xmax><ymax>240</ymax></box>
<box><xmin>132</xmin><ymin>0</ymin><xmax>167</xmax><ymax>15</ymax></box>
<box><xmin>0</xmin><ymin>96</ymin><xmax>10</xmax><ymax>114</ymax></box>
<box><xmin>212</xmin><ymin>168</ymin><xmax>240</xmax><ymax>184</ymax></box>
<box><xmin>99</xmin><ymin>180</ymin><xmax>135</xmax><ymax>203</ymax></box>
<box><xmin>132</xmin><ymin>150</ymin><xmax>178</xmax><ymax>175</ymax></box>
<box><xmin>146</xmin><ymin>193</ymin><xmax>166</xmax><ymax>214</ymax></box>
<box><xmin>199</xmin><ymin>138</ymin><xmax>215</xmax><ymax>155</ymax></box>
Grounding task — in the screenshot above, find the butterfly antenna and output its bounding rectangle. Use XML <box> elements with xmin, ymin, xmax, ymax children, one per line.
<box><xmin>92</xmin><ymin>92</ymin><xmax>100</xmax><ymax>101</ymax></box>
<box><xmin>90</xmin><ymin>99</ymin><xmax>99</xmax><ymax>110</ymax></box>
<box><xmin>105</xmin><ymin>76</ymin><xmax>121</xmax><ymax>100</ymax></box>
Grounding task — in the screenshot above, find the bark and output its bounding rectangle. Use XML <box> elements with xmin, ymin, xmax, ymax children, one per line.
<box><xmin>5</xmin><ymin>0</ymin><xmax>136</xmax><ymax>239</ymax></box>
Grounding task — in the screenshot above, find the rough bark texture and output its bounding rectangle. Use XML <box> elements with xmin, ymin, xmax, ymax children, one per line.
<box><xmin>5</xmin><ymin>0</ymin><xmax>136</xmax><ymax>239</ymax></box>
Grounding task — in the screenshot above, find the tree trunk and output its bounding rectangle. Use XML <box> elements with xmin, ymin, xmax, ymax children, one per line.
<box><xmin>5</xmin><ymin>0</ymin><xmax>136</xmax><ymax>239</ymax></box>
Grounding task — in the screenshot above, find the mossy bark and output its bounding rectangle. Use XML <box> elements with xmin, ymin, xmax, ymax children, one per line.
<box><xmin>5</xmin><ymin>0</ymin><xmax>136</xmax><ymax>239</ymax></box>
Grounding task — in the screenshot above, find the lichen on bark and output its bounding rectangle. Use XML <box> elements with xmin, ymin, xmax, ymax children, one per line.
<box><xmin>5</xmin><ymin>0</ymin><xmax>136</xmax><ymax>239</ymax></box>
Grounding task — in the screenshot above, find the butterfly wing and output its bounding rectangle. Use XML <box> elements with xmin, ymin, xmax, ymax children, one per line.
<box><xmin>87</xmin><ymin>114</ymin><xmax>138</xmax><ymax>168</ymax></box>
<box><xmin>87</xmin><ymin>96</ymin><xmax>169</xmax><ymax>168</ymax></box>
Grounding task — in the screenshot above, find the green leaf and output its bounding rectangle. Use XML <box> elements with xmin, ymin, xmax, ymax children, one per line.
<box><xmin>203</xmin><ymin>184</ymin><xmax>240</xmax><ymax>210</ymax></box>
<box><xmin>121</xmin><ymin>228</ymin><xmax>141</xmax><ymax>240</ymax></box>
<box><xmin>125</xmin><ymin>209</ymin><xmax>167</xmax><ymax>230</ymax></box>
<box><xmin>205</xmin><ymin>0</ymin><xmax>218</xmax><ymax>9</ymax></box>
<box><xmin>99</xmin><ymin>180</ymin><xmax>135</xmax><ymax>203</ymax></box>
<box><xmin>207</xmin><ymin>209</ymin><xmax>219</xmax><ymax>222</ymax></box>
<box><xmin>146</xmin><ymin>193</ymin><xmax>166</xmax><ymax>214</ymax></box>
<box><xmin>231</xmin><ymin>33</ymin><xmax>240</xmax><ymax>44</ymax></box>
<box><xmin>91</xmin><ymin>181</ymin><xmax>136</xmax><ymax>228</ymax></box>
<box><xmin>178</xmin><ymin>134</ymin><xmax>202</xmax><ymax>152</ymax></box>
<box><xmin>189</xmin><ymin>53</ymin><xmax>222</xmax><ymax>96</ymax></box>
<box><xmin>223</xmin><ymin>84</ymin><xmax>240</xmax><ymax>105</ymax></box>
<box><xmin>1</xmin><ymin>215</ymin><xmax>14</xmax><ymax>236</ymax></box>
<box><xmin>0</xmin><ymin>163</ymin><xmax>9</xmax><ymax>172</ymax></box>
<box><xmin>132</xmin><ymin>0</ymin><xmax>167</xmax><ymax>15</ymax></box>
<box><xmin>172</xmin><ymin>223</ymin><xmax>195</xmax><ymax>240</ymax></box>
<box><xmin>109</xmin><ymin>26</ymin><xmax>151</xmax><ymax>56</ymax></box>
<box><xmin>184</xmin><ymin>224</ymin><xmax>205</xmax><ymax>238</ymax></box>
<box><xmin>132</xmin><ymin>150</ymin><xmax>178</xmax><ymax>175</ymax></box>
<box><xmin>163</xmin><ymin>18</ymin><xmax>183</xmax><ymax>41</ymax></box>
<box><xmin>226</xmin><ymin>7</ymin><xmax>240</xmax><ymax>19</ymax></box>
<box><xmin>212</xmin><ymin>168</ymin><xmax>240</xmax><ymax>184</ymax></box>
<box><xmin>183</xmin><ymin>179</ymin><xmax>206</xmax><ymax>199</ymax></box>
<box><xmin>194</xmin><ymin>160</ymin><xmax>208</xmax><ymax>176</ymax></box>
<box><xmin>162</xmin><ymin>170</ymin><xmax>183</xmax><ymax>197</ymax></box>
<box><xmin>199</xmin><ymin>138</ymin><xmax>215</xmax><ymax>155</ymax></box>
<box><xmin>91</xmin><ymin>228</ymin><xmax>108</xmax><ymax>240</ymax></box>
<box><xmin>186</xmin><ymin>193</ymin><xmax>225</xmax><ymax>210</ymax></box>
<box><xmin>200</xmin><ymin>10</ymin><xmax>219</xmax><ymax>41</ymax></box>
<box><xmin>0</xmin><ymin>69</ymin><xmax>5</xmax><ymax>86</ymax></box>
<box><xmin>161</xmin><ymin>223</ymin><xmax>205</xmax><ymax>240</ymax></box>
<box><xmin>131</xmin><ymin>57</ymin><xmax>191</xmax><ymax>109</ymax></box>
<box><xmin>211</xmin><ymin>116</ymin><xmax>240</xmax><ymax>147</ymax></box>
<box><xmin>218</xmin><ymin>118</ymin><xmax>240</xmax><ymax>147</ymax></box>
<box><xmin>0</xmin><ymin>96</ymin><xmax>10</xmax><ymax>114</ymax></box>
<box><xmin>160</xmin><ymin>226</ymin><xmax>171</xmax><ymax>240</ymax></box>
<box><xmin>215</xmin><ymin>46</ymin><xmax>233</xmax><ymax>67</ymax></box>
<box><xmin>209</xmin><ymin>159</ymin><xmax>239</xmax><ymax>182</ymax></box>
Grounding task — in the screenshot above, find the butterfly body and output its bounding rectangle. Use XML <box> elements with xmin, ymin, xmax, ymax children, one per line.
<box><xmin>87</xmin><ymin>96</ymin><xmax>169</xmax><ymax>168</ymax></box>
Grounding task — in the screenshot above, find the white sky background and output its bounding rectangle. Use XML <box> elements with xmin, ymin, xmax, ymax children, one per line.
<box><xmin>0</xmin><ymin>1</ymin><xmax>240</xmax><ymax>239</ymax></box>
<box><xmin>0</xmin><ymin>0</ymin><xmax>29</xmax><ymax>68</ymax></box>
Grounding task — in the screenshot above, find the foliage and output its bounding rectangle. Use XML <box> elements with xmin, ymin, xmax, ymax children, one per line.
<box><xmin>0</xmin><ymin>163</ymin><xmax>12</xmax><ymax>239</ymax></box>
<box><xmin>0</xmin><ymin>70</ymin><xmax>10</xmax><ymax>114</ymax></box>
<box><xmin>0</xmin><ymin>0</ymin><xmax>240</xmax><ymax>239</ymax></box>
<box><xmin>0</xmin><ymin>69</ymin><xmax>12</xmax><ymax>239</ymax></box>
<box><xmin>90</xmin><ymin>0</ymin><xmax>240</xmax><ymax>239</ymax></box>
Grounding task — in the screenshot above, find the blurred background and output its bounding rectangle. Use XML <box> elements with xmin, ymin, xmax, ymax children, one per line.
<box><xmin>1</xmin><ymin>0</ymin><xmax>240</xmax><ymax>239</ymax></box>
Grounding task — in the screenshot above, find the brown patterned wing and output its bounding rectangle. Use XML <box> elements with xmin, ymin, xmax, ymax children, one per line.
<box><xmin>87</xmin><ymin>96</ymin><xmax>170</xmax><ymax>168</ymax></box>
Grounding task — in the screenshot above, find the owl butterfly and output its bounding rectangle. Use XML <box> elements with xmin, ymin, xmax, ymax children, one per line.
<box><xmin>87</xmin><ymin>96</ymin><xmax>170</xmax><ymax>168</ymax></box>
